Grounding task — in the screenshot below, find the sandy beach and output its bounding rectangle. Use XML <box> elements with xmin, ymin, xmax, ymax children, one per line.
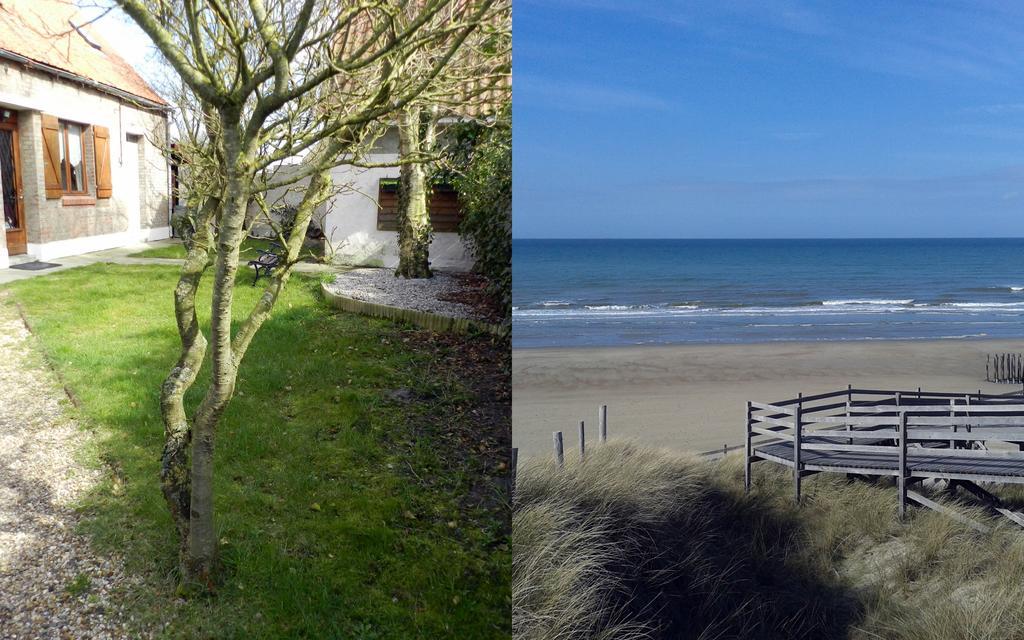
<box><xmin>512</xmin><ymin>339</ymin><xmax>1024</xmax><ymax>457</ymax></box>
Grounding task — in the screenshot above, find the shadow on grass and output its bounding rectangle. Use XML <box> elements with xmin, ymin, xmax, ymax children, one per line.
<box><xmin>514</xmin><ymin>443</ymin><xmax>860</xmax><ymax>640</ymax></box>
<box><xmin>615</xmin><ymin>485</ymin><xmax>859</xmax><ymax>639</ymax></box>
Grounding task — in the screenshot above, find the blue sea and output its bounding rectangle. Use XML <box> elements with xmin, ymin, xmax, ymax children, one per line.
<box><xmin>513</xmin><ymin>239</ymin><xmax>1024</xmax><ymax>348</ymax></box>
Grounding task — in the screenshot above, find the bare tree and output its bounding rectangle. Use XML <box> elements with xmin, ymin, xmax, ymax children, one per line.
<box><xmin>114</xmin><ymin>0</ymin><xmax>503</xmax><ymax>592</ymax></box>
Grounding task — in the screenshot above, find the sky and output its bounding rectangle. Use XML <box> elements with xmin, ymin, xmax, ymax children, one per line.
<box><xmin>76</xmin><ymin>2</ymin><xmax>167</xmax><ymax>88</ymax></box>
<box><xmin>514</xmin><ymin>0</ymin><xmax>1024</xmax><ymax>238</ymax></box>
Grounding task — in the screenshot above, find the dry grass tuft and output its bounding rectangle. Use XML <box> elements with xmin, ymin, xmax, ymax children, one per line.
<box><xmin>514</xmin><ymin>440</ymin><xmax>1024</xmax><ymax>640</ymax></box>
<box><xmin>514</xmin><ymin>443</ymin><xmax>858</xmax><ymax>639</ymax></box>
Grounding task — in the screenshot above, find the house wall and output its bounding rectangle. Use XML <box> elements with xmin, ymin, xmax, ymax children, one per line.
<box><xmin>0</xmin><ymin>61</ymin><xmax>170</xmax><ymax>261</ymax></box>
<box><xmin>324</xmin><ymin>128</ymin><xmax>473</xmax><ymax>271</ymax></box>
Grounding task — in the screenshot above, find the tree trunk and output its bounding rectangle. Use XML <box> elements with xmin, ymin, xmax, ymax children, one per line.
<box><xmin>181</xmin><ymin>121</ymin><xmax>250</xmax><ymax>590</ymax></box>
<box><xmin>166</xmin><ymin>132</ymin><xmax>337</xmax><ymax>593</ymax></box>
<box><xmin>160</xmin><ymin>197</ymin><xmax>217</xmax><ymax>580</ymax></box>
<box><xmin>395</xmin><ymin>105</ymin><xmax>433</xmax><ymax>279</ymax></box>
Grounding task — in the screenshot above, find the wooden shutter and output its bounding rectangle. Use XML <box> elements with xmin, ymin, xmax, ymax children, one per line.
<box><xmin>41</xmin><ymin>114</ymin><xmax>62</xmax><ymax>198</ymax></box>
<box><xmin>428</xmin><ymin>185</ymin><xmax>462</xmax><ymax>232</ymax></box>
<box><xmin>93</xmin><ymin>125</ymin><xmax>112</xmax><ymax>198</ymax></box>
<box><xmin>376</xmin><ymin>178</ymin><xmax>399</xmax><ymax>231</ymax></box>
<box><xmin>376</xmin><ymin>179</ymin><xmax>464</xmax><ymax>232</ymax></box>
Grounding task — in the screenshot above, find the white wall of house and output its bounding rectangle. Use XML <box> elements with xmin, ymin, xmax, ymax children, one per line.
<box><xmin>0</xmin><ymin>61</ymin><xmax>170</xmax><ymax>264</ymax></box>
<box><xmin>324</xmin><ymin>128</ymin><xmax>473</xmax><ymax>271</ymax></box>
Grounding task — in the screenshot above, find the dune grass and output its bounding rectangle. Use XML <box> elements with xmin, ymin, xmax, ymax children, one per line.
<box><xmin>4</xmin><ymin>263</ymin><xmax>508</xmax><ymax>639</ymax></box>
<box><xmin>514</xmin><ymin>441</ymin><xmax>1024</xmax><ymax>640</ymax></box>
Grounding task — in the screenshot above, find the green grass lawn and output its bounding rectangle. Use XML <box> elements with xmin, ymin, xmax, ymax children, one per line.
<box><xmin>5</xmin><ymin>263</ymin><xmax>509</xmax><ymax>639</ymax></box>
<box><xmin>130</xmin><ymin>237</ymin><xmax>325</xmax><ymax>263</ymax></box>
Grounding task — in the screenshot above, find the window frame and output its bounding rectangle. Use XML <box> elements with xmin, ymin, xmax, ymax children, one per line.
<box><xmin>58</xmin><ymin>120</ymin><xmax>89</xmax><ymax>195</ymax></box>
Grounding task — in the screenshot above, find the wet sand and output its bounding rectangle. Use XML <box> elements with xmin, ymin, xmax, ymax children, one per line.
<box><xmin>512</xmin><ymin>339</ymin><xmax>1024</xmax><ymax>457</ymax></box>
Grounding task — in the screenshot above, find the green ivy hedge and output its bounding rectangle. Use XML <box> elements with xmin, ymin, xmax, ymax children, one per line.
<box><xmin>445</xmin><ymin>110</ymin><xmax>512</xmax><ymax>319</ymax></box>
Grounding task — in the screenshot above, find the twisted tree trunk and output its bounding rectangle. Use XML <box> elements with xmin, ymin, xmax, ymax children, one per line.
<box><xmin>159</xmin><ymin>194</ymin><xmax>217</xmax><ymax>580</ymax></box>
<box><xmin>161</xmin><ymin>148</ymin><xmax>335</xmax><ymax>591</ymax></box>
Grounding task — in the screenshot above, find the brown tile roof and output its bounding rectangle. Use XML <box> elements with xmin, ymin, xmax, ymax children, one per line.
<box><xmin>0</xmin><ymin>0</ymin><xmax>167</xmax><ymax>106</ymax></box>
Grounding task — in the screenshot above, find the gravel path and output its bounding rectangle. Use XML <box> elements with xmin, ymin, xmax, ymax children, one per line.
<box><xmin>326</xmin><ymin>268</ymin><xmax>480</xmax><ymax>319</ymax></box>
<box><xmin>0</xmin><ymin>292</ymin><xmax>139</xmax><ymax>639</ymax></box>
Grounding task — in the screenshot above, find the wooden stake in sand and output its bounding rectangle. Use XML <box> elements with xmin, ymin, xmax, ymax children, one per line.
<box><xmin>599</xmin><ymin>405</ymin><xmax>608</xmax><ymax>443</ymax></box>
<box><xmin>578</xmin><ymin>421</ymin><xmax>586</xmax><ymax>461</ymax></box>
<box><xmin>553</xmin><ymin>431</ymin><xmax>564</xmax><ymax>468</ymax></box>
<box><xmin>511</xmin><ymin>447</ymin><xmax>518</xmax><ymax>495</ymax></box>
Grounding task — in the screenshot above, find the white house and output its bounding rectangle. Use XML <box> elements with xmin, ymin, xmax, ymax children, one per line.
<box><xmin>324</xmin><ymin>128</ymin><xmax>473</xmax><ymax>271</ymax></box>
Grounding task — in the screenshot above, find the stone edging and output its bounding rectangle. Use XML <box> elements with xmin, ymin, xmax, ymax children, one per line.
<box><xmin>320</xmin><ymin>282</ymin><xmax>509</xmax><ymax>337</ymax></box>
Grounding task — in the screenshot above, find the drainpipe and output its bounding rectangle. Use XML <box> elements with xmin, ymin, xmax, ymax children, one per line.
<box><xmin>165</xmin><ymin>116</ymin><xmax>172</xmax><ymax>229</ymax></box>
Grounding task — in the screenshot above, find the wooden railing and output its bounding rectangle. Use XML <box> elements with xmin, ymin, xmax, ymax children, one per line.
<box><xmin>744</xmin><ymin>387</ymin><xmax>1024</xmax><ymax>522</ymax></box>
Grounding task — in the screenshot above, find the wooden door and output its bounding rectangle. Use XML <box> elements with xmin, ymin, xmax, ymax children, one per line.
<box><xmin>0</xmin><ymin>112</ymin><xmax>26</xmax><ymax>255</ymax></box>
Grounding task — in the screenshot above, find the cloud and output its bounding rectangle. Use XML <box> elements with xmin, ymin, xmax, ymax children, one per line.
<box><xmin>771</xmin><ymin>130</ymin><xmax>822</xmax><ymax>142</ymax></box>
<box><xmin>961</xmin><ymin>103</ymin><xmax>1024</xmax><ymax>115</ymax></box>
<box><xmin>661</xmin><ymin>167</ymin><xmax>1024</xmax><ymax>200</ymax></box>
<box><xmin>942</xmin><ymin>123</ymin><xmax>1024</xmax><ymax>141</ymax></box>
<box><xmin>516</xmin><ymin>75</ymin><xmax>670</xmax><ymax>113</ymax></box>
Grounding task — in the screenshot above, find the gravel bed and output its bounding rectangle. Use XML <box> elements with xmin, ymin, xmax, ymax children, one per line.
<box><xmin>325</xmin><ymin>268</ymin><xmax>482</xmax><ymax>320</ymax></box>
<box><xmin>0</xmin><ymin>293</ymin><xmax>143</xmax><ymax>639</ymax></box>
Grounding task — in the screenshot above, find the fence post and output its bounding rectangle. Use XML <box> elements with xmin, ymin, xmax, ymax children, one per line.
<box><xmin>511</xmin><ymin>447</ymin><xmax>518</xmax><ymax>497</ymax></box>
<box><xmin>894</xmin><ymin>391</ymin><xmax>902</xmax><ymax>437</ymax></box>
<box><xmin>744</xmin><ymin>401</ymin><xmax>752</xmax><ymax>494</ymax></box>
<box><xmin>949</xmin><ymin>398</ymin><xmax>956</xmax><ymax>449</ymax></box>
<box><xmin>964</xmin><ymin>394</ymin><xmax>972</xmax><ymax>444</ymax></box>
<box><xmin>578</xmin><ymin>421</ymin><xmax>586</xmax><ymax>461</ymax></box>
<box><xmin>599</xmin><ymin>405</ymin><xmax>607</xmax><ymax>443</ymax></box>
<box><xmin>794</xmin><ymin>393</ymin><xmax>803</xmax><ymax>504</ymax></box>
<box><xmin>553</xmin><ymin>431</ymin><xmax>564</xmax><ymax>468</ymax></box>
<box><xmin>898</xmin><ymin>411</ymin><xmax>908</xmax><ymax>519</ymax></box>
<box><xmin>845</xmin><ymin>399</ymin><xmax>852</xmax><ymax>444</ymax></box>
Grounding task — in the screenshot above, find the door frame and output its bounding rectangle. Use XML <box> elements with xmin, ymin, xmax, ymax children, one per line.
<box><xmin>0</xmin><ymin>111</ymin><xmax>26</xmax><ymax>255</ymax></box>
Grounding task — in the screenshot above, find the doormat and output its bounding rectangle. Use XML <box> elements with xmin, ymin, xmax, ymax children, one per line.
<box><xmin>9</xmin><ymin>261</ymin><xmax>61</xmax><ymax>271</ymax></box>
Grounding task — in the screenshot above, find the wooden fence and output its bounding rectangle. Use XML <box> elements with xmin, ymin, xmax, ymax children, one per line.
<box><xmin>745</xmin><ymin>385</ymin><xmax>1024</xmax><ymax>530</ymax></box>
<box><xmin>987</xmin><ymin>353</ymin><xmax>1024</xmax><ymax>384</ymax></box>
<box><xmin>511</xmin><ymin>404</ymin><xmax>743</xmax><ymax>497</ymax></box>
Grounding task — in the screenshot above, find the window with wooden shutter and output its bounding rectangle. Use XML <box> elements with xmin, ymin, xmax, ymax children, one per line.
<box><xmin>93</xmin><ymin>125</ymin><xmax>112</xmax><ymax>198</ymax></box>
<box><xmin>376</xmin><ymin>178</ymin><xmax>463</xmax><ymax>232</ymax></box>
<box><xmin>376</xmin><ymin>178</ymin><xmax>399</xmax><ymax>230</ymax></box>
<box><xmin>40</xmin><ymin>114</ymin><xmax>62</xmax><ymax>199</ymax></box>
